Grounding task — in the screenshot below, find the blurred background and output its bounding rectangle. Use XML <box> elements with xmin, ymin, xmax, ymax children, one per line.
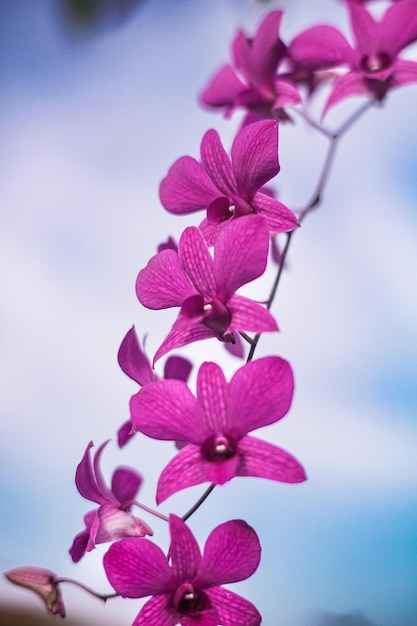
<box><xmin>1</xmin><ymin>0</ymin><xmax>416</xmax><ymax>624</ymax></box>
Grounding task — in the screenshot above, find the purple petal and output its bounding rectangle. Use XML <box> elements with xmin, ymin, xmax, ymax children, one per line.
<box><xmin>392</xmin><ymin>58</ymin><xmax>417</xmax><ymax>86</ymax></box>
<box><xmin>69</xmin><ymin>527</ymin><xmax>90</xmax><ymax>563</ymax></box>
<box><xmin>136</xmin><ymin>249</ymin><xmax>197</xmax><ymax>310</ymax></box>
<box><xmin>272</xmin><ymin>79</ymin><xmax>302</xmax><ymax>109</ymax></box>
<box><xmin>156</xmin><ymin>444</ymin><xmax>239</xmax><ymax>504</ymax></box>
<box><xmin>237</xmin><ymin>435</ymin><xmax>307</xmax><ymax>483</ymax></box>
<box><xmin>179</xmin><ymin>226</ymin><xmax>216</xmax><ymax>298</ymax></box>
<box><xmin>206</xmin><ymin>587</ymin><xmax>261</xmax><ymax>626</ymax></box>
<box><xmin>323</xmin><ymin>71</ymin><xmax>371</xmax><ymax>113</ymax></box>
<box><xmin>75</xmin><ymin>441</ymin><xmax>110</xmax><ymax>505</ymax></box>
<box><xmin>104</xmin><ymin>537</ymin><xmax>174</xmax><ymax>597</ymax></box>
<box><xmin>228</xmin><ymin>356</ymin><xmax>293</xmax><ymax>434</ymax></box>
<box><xmin>159</xmin><ymin>156</ymin><xmax>220</xmax><ymax>215</ymax></box>
<box><xmin>381</xmin><ymin>0</ymin><xmax>417</xmax><ymax>56</ymax></box>
<box><xmin>133</xmin><ymin>595</ymin><xmax>178</xmax><ymax>626</ymax></box>
<box><xmin>153</xmin><ymin>318</ymin><xmax>214</xmax><ymax>364</ymax></box>
<box><xmin>169</xmin><ymin>515</ymin><xmax>202</xmax><ymax>581</ymax></box>
<box><xmin>252</xmin><ymin>192</ymin><xmax>299</xmax><ymax>233</ymax></box>
<box><xmin>197</xmin><ymin>520</ymin><xmax>261</xmax><ymax>587</ymax></box>
<box><xmin>224</xmin><ymin>333</ymin><xmax>245</xmax><ymax>358</ymax></box>
<box><xmin>200</xmin><ymin>129</ymin><xmax>237</xmax><ymax>197</ymax></box>
<box><xmin>95</xmin><ymin>504</ymin><xmax>153</xmax><ymax>544</ymax></box>
<box><xmin>111</xmin><ymin>467</ymin><xmax>142</xmax><ymax>503</ymax></box>
<box><xmin>200</xmin><ymin>64</ymin><xmax>247</xmax><ymax>109</ymax></box>
<box><xmin>196</xmin><ymin>362</ymin><xmax>229</xmax><ymax>433</ymax></box>
<box><xmin>347</xmin><ymin>1</ymin><xmax>379</xmax><ymax>57</ymax></box>
<box><xmin>118</xmin><ymin>326</ymin><xmax>156</xmax><ymax>386</ymax></box>
<box><xmin>130</xmin><ymin>379</ymin><xmax>205</xmax><ymax>443</ymax></box>
<box><xmin>251</xmin><ymin>10</ymin><xmax>285</xmax><ymax>87</ymax></box>
<box><xmin>163</xmin><ymin>355</ymin><xmax>192</xmax><ymax>382</ymax></box>
<box><xmin>227</xmin><ymin>295</ymin><xmax>278</xmax><ymax>333</ymax></box>
<box><xmin>289</xmin><ymin>25</ymin><xmax>354</xmax><ymax>68</ymax></box>
<box><xmin>231</xmin><ymin>120</ymin><xmax>280</xmax><ymax>198</ymax></box>
<box><xmin>214</xmin><ymin>215</ymin><xmax>269</xmax><ymax>300</ymax></box>
<box><xmin>117</xmin><ymin>419</ymin><xmax>135</xmax><ymax>448</ymax></box>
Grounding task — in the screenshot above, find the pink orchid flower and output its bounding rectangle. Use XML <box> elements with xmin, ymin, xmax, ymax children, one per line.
<box><xmin>104</xmin><ymin>515</ymin><xmax>262</xmax><ymax>626</ymax></box>
<box><xmin>200</xmin><ymin>10</ymin><xmax>301</xmax><ymax>126</ymax></box>
<box><xmin>69</xmin><ymin>440</ymin><xmax>152</xmax><ymax>562</ymax></box>
<box><xmin>117</xmin><ymin>326</ymin><xmax>192</xmax><ymax>447</ymax></box>
<box><xmin>130</xmin><ymin>357</ymin><xmax>306</xmax><ymax>504</ymax></box>
<box><xmin>136</xmin><ymin>215</ymin><xmax>278</xmax><ymax>364</ymax></box>
<box><xmin>5</xmin><ymin>566</ymin><xmax>66</xmax><ymax>617</ymax></box>
<box><xmin>159</xmin><ymin>119</ymin><xmax>298</xmax><ymax>245</ymax></box>
<box><xmin>289</xmin><ymin>0</ymin><xmax>417</xmax><ymax>112</ymax></box>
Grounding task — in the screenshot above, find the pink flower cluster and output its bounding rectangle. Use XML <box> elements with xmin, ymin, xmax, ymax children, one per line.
<box><xmin>5</xmin><ymin>2</ymin><xmax>416</xmax><ymax>625</ymax></box>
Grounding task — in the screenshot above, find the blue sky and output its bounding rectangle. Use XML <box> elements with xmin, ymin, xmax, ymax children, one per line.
<box><xmin>1</xmin><ymin>1</ymin><xmax>416</xmax><ymax>625</ymax></box>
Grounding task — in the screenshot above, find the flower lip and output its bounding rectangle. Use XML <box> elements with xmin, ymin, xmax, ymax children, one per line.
<box><xmin>172</xmin><ymin>582</ymin><xmax>210</xmax><ymax>614</ymax></box>
<box><xmin>202</xmin><ymin>434</ymin><xmax>236</xmax><ymax>462</ymax></box>
<box><xmin>360</xmin><ymin>51</ymin><xmax>391</xmax><ymax>74</ymax></box>
<box><xmin>202</xmin><ymin>298</ymin><xmax>231</xmax><ymax>337</ymax></box>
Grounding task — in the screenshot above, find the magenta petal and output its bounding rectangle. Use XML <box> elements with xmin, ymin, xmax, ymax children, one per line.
<box><xmin>392</xmin><ymin>59</ymin><xmax>417</xmax><ymax>86</ymax></box>
<box><xmin>117</xmin><ymin>419</ymin><xmax>135</xmax><ymax>448</ymax></box>
<box><xmin>163</xmin><ymin>355</ymin><xmax>192</xmax><ymax>382</ymax></box>
<box><xmin>118</xmin><ymin>326</ymin><xmax>156</xmax><ymax>386</ymax></box>
<box><xmin>159</xmin><ymin>156</ymin><xmax>220</xmax><ymax>215</ymax></box>
<box><xmin>227</xmin><ymin>294</ymin><xmax>278</xmax><ymax>333</ymax></box>
<box><xmin>289</xmin><ymin>25</ymin><xmax>354</xmax><ymax>68</ymax></box>
<box><xmin>69</xmin><ymin>528</ymin><xmax>90</xmax><ymax>563</ymax></box>
<box><xmin>133</xmin><ymin>595</ymin><xmax>178</xmax><ymax>626</ymax></box>
<box><xmin>206</xmin><ymin>587</ymin><xmax>261</xmax><ymax>626</ymax></box>
<box><xmin>104</xmin><ymin>537</ymin><xmax>174</xmax><ymax>598</ymax></box>
<box><xmin>382</xmin><ymin>0</ymin><xmax>417</xmax><ymax>56</ymax></box>
<box><xmin>252</xmin><ymin>193</ymin><xmax>299</xmax><ymax>233</ymax></box>
<box><xmin>214</xmin><ymin>215</ymin><xmax>269</xmax><ymax>300</ymax></box>
<box><xmin>236</xmin><ymin>435</ymin><xmax>307</xmax><ymax>483</ymax></box>
<box><xmin>111</xmin><ymin>467</ymin><xmax>142</xmax><ymax>503</ymax></box>
<box><xmin>273</xmin><ymin>79</ymin><xmax>302</xmax><ymax>108</ymax></box>
<box><xmin>179</xmin><ymin>226</ymin><xmax>216</xmax><ymax>297</ymax></box>
<box><xmin>200</xmin><ymin>64</ymin><xmax>246</xmax><ymax>108</ymax></box>
<box><xmin>231</xmin><ymin>120</ymin><xmax>280</xmax><ymax>198</ymax></box>
<box><xmin>169</xmin><ymin>515</ymin><xmax>202</xmax><ymax>581</ymax></box>
<box><xmin>95</xmin><ymin>504</ymin><xmax>152</xmax><ymax>544</ymax></box>
<box><xmin>156</xmin><ymin>444</ymin><xmax>239</xmax><ymax>504</ymax></box>
<box><xmin>323</xmin><ymin>71</ymin><xmax>371</xmax><ymax>113</ymax></box>
<box><xmin>200</xmin><ymin>129</ymin><xmax>237</xmax><ymax>197</ymax></box>
<box><xmin>130</xmin><ymin>379</ymin><xmax>205</xmax><ymax>443</ymax></box>
<box><xmin>196</xmin><ymin>362</ymin><xmax>229</xmax><ymax>432</ymax></box>
<box><xmin>251</xmin><ymin>10</ymin><xmax>285</xmax><ymax>86</ymax></box>
<box><xmin>153</xmin><ymin>319</ymin><xmax>214</xmax><ymax>364</ymax></box>
<box><xmin>348</xmin><ymin>1</ymin><xmax>379</xmax><ymax>57</ymax></box>
<box><xmin>229</xmin><ymin>356</ymin><xmax>293</xmax><ymax>434</ymax></box>
<box><xmin>136</xmin><ymin>249</ymin><xmax>197</xmax><ymax>310</ymax></box>
<box><xmin>75</xmin><ymin>441</ymin><xmax>109</xmax><ymax>504</ymax></box>
<box><xmin>197</xmin><ymin>520</ymin><xmax>260</xmax><ymax>587</ymax></box>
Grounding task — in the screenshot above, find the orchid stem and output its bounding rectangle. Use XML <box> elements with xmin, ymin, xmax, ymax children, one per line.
<box><xmin>181</xmin><ymin>484</ymin><xmax>216</xmax><ymax>522</ymax></box>
<box><xmin>54</xmin><ymin>577</ymin><xmax>118</xmax><ymax>602</ymax></box>
<box><xmin>123</xmin><ymin>499</ymin><xmax>169</xmax><ymax>522</ymax></box>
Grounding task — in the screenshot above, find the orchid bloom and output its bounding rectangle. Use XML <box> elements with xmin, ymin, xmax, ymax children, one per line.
<box><xmin>5</xmin><ymin>566</ymin><xmax>66</xmax><ymax>617</ymax></box>
<box><xmin>289</xmin><ymin>0</ymin><xmax>417</xmax><ymax>112</ymax></box>
<box><xmin>117</xmin><ymin>326</ymin><xmax>192</xmax><ymax>447</ymax></box>
<box><xmin>200</xmin><ymin>10</ymin><xmax>301</xmax><ymax>126</ymax></box>
<box><xmin>159</xmin><ymin>119</ymin><xmax>298</xmax><ymax>245</ymax></box>
<box><xmin>136</xmin><ymin>215</ymin><xmax>278</xmax><ymax>364</ymax></box>
<box><xmin>69</xmin><ymin>441</ymin><xmax>152</xmax><ymax>562</ymax></box>
<box><xmin>104</xmin><ymin>515</ymin><xmax>262</xmax><ymax>626</ymax></box>
<box><xmin>130</xmin><ymin>357</ymin><xmax>306</xmax><ymax>504</ymax></box>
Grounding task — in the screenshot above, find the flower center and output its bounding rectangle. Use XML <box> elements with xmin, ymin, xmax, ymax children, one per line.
<box><xmin>360</xmin><ymin>52</ymin><xmax>391</xmax><ymax>74</ymax></box>
<box><xmin>202</xmin><ymin>298</ymin><xmax>231</xmax><ymax>338</ymax></box>
<box><xmin>202</xmin><ymin>434</ymin><xmax>236</xmax><ymax>462</ymax></box>
<box><xmin>172</xmin><ymin>583</ymin><xmax>210</xmax><ymax>615</ymax></box>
